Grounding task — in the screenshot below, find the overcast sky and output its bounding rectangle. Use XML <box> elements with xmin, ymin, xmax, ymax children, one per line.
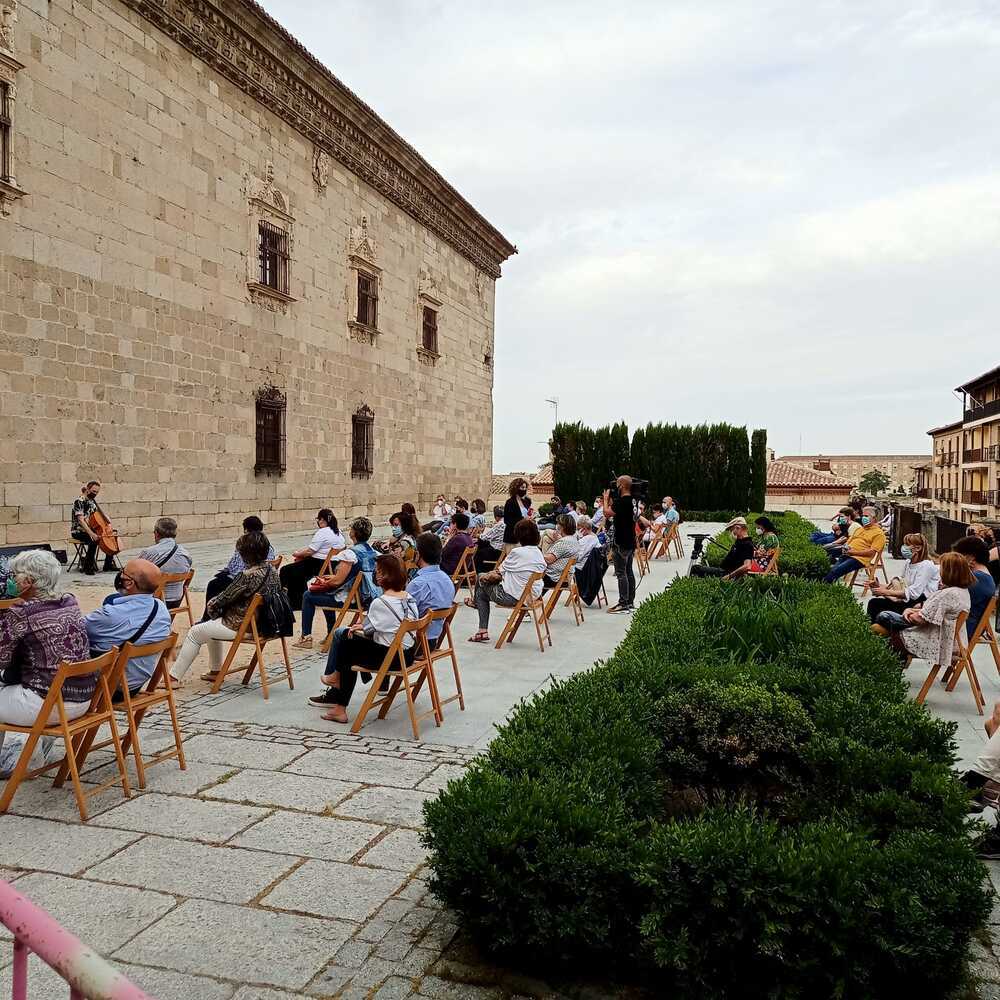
<box><xmin>261</xmin><ymin>0</ymin><xmax>998</xmax><ymax>473</ymax></box>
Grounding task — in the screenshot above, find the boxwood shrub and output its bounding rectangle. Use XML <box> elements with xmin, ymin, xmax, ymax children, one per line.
<box><xmin>423</xmin><ymin>576</ymin><xmax>988</xmax><ymax>994</ymax></box>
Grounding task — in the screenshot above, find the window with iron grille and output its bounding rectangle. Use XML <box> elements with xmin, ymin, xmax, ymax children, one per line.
<box><xmin>351</xmin><ymin>404</ymin><xmax>375</xmax><ymax>479</ymax></box>
<box><xmin>255</xmin><ymin>385</ymin><xmax>286</xmax><ymax>475</ymax></box>
<box><xmin>421</xmin><ymin>306</ymin><xmax>438</xmax><ymax>354</ymax></box>
<box><xmin>0</xmin><ymin>83</ymin><xmax>10</xmax><ymax>184</ymax></box>
<box><xmin>258</xmin><ymin>220</ymin><xmax>289</xmax><ymax>294</ymax></box>
<box><xmin>357</xmin><ymin>272</ymin><xmax>378</xmax><ymax>328</ymax></box>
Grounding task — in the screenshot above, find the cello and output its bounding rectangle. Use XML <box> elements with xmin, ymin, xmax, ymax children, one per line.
<box><xmin>87</xmin><ymin>505</ymin><xmax>121</xmax><ymax>558</ymax></box>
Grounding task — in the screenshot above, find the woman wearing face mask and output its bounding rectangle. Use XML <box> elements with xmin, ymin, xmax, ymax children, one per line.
<box><xmin>502</xmin><ymin>478</ymin><xmax>532</xmax><ymax>555</ymax></box>
<box><xmin>749</xmin><ymin>516</ymin><xmax>779</xmax><ymax>573</ymax></box>
<box><xmin>0</xmin><ymin>551</ymin><xmax>94</xmax><ymax>738</ymax></box>
<box><xmin>866</xmin><ymin>532</ymin><xmax>939</xmax><ymax>622</ymax></box>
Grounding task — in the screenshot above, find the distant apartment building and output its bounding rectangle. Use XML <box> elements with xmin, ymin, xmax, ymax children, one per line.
<box><xmin>922</xmin><ymin>366</ymin><xmax>1000</xmax><ymax>524</ymax></box>
<box><xmin>775</xmin><ymin>455</ymin><xmax>929</xmax><ymax>493</ymax></box>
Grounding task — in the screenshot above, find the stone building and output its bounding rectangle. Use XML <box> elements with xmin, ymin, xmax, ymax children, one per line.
<box><xmin>0</xmin><ymin>0</ymin><xmax>515</xmax><ymax>546</ymax></box>
<box><xmin>775</xmin><ymin>454</ymin><xmax>929</xmax><ymax>493</ymax></box>
<box><xmin>765</xmin><ymin>460</ymin><xmax>853</xmax><ymax>521</ymax></box>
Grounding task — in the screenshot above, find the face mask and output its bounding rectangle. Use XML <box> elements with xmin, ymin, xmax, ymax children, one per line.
<box><xmin>861</xmin><ymin>516</ymin><xmax>871</xmax><ymax>526</ymax></box>
<box><xmin>837</xmin><ymin>516</ymin><xmax>847</xmax><ymax>525</ymax></box>
<box><xmin>87</xmin><ymin>491</ymin><xmax>98</xmax><ymax>499</ymax></box>
<box><xmin>4</xmin><ymin>578</ymin><xmax>19</xmax><ymax>598</ymax></box>
<box><xmin>391</xmin><ymin>526</ymin><xmax>402</xmax><ymax>538</ymax></box>
<box><xmin>519</xmin><ymin>489</ymin><xmax>527</xmax><ymax>497</ymax></box>
<box><xmin>755</xmin><ymin>527</ymin><xmax>763</xmax><ymax>535</ymax></box>
<box><xmin>901</xmin><ymin>544</ymin><xmax>913</xmax><ymax>559</ymax></box>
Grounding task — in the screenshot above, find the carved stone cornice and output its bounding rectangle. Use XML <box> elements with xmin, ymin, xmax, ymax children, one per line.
<box><xmin>120</xmin><ymin>0</ymin><xmax>517</xmax><ymax>279</ymax></box>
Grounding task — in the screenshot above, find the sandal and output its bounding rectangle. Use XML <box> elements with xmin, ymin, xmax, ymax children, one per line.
<box><xmin>468</xmin><ymin>631</ymin><xmax>490</xmax><ymax>643</ymax></box>
<box><xmin>320</xmin><ymin>673</ymin><xmax>341</xmax><ymax>688</ymax></box>
<box><xmin>321</xmin><ymin>708</ymin><xmax>350</xmax><ymax>724</ymax></box>
<box><xmin>463</xmin><ymin>597</ymin><xmax>476</xmax><ymax>609</ymax></box>
<box><xmin>292</xmin><ymin>636</ymin><xmax>313</xmax><ymax>649</ymax></box>
<box><xmin>200</xmin><ymin>671</ymin><xmax>219</xmax><ymax>682</ymax></box>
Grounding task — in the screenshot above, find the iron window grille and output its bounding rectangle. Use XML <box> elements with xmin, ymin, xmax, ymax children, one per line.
<box><xmin>357</xmin><ymin>272</ymin><xmax>378</xmax><ymax>328</ymax></box>
<box><xmin>421</xmin><ymin>306</ymin><xmax>438</xmax><ymax>354</ymax></box>
<box><xmin>351</xmin><ymin>404</ymin><xmax>375</xmax><ymax>479</ymax></box>
<box><xmin>258</xmin><ymin>220</ymin><xmax>289</xmax><ymax>294</ymax></box>
<box><xmin>255</xmin><ymin>385</ymin><xmax>286</xmax><ymax>474</ymax></box>
<box><xmin>0</xmin><ymin>83</ymin><xmax>10</xmax><ymax>184</ymax></box>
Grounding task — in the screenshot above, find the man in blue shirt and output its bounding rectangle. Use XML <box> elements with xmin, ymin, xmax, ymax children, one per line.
<box><xmin>85</xmin><ymin>558</ymin><xmax>172</xmax><ymax>695</ymax></box>
<box><xmin>406</xmin><ymin>532</ymin><xmax>456</xmax><ymax>648</ymax></box>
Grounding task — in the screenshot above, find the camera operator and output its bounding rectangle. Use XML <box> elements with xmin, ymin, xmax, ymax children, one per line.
<box><xmin>602</xmin><ymin>475</ymin><xmax>648</xmax><ymax>613</ymax></box>
<box><xmin>690</xmin><ymin>517</ymin><xmax>755</xmax><ymax>580</ymax></box>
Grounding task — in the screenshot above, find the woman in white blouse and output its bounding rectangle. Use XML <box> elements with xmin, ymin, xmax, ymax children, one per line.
<box><xmin>866</xmin><ymin>533</ymin><xmax>940</xmax><ymax>623</ymax></box>
<box><xmin>467</xmin><ymin>518</ymin><xmax>546</xmax><ymax>643</ymax></box>
<box><xmin>315</xmin><ymin>553</ymin><xmax>420</xmax><ymax>724</ymax></box>
<box><xmin>279</xmin><ymin>508</ymin><xmax>346</xmax><ymax>611</ymax></box>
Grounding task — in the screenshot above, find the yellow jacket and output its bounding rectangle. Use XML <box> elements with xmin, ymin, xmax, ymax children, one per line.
<box><xmin>846</xmin><ymin>523</ymin><xmax>885</xmax><ymax>566</ymax></box>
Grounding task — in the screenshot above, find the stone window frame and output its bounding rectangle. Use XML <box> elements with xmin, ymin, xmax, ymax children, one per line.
<box><xmin>254</xmin><ymin>384</ymin><xmax>287</xmax><ymax>476</ymax></box>
<box><xmin>416</xmin><ymin>269</ymin><xmax>442</xmax><ymax>367</ymax></box>
<box><xmin>0</xmin><ymin>4</ymin><xmax>26</xmax><ymax>218</ymax></box>
<box><xmin>351</xmin><ymin>404</ymin><xmax>375</xmax><ymax>479</ymax></box>
<box><xmin>348</xmin><ymin>217</ymin><xmax>381</xmax><ymax>346</ymax></box>
<box><xmin>245</xmin><ymin>164</ymin><xmax>296</xmax><ymax>310</ymax></box>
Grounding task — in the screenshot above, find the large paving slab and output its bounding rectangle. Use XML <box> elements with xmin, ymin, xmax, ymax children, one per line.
<box><xmin>282</xmin><ymin>748</ymin><xmax>437</xmax><ymax>789</ymax></box>
<box><xmin>180</xmin><ymin>734</ymin><xmax>308</xmax><ymax>770</ymax></box>
<box><xmin>95</xmin><ymin>793</ymin><xmax>270</xmax><ymax>843</ymax></box>
<box><xmin>261</xmin><ymin>858</ymin><xmax>408</xmax><ymax>922</ymax></box>
<box><xmin>85</xmin><ymin>835</ymin><xmax>299</xmax><ymax>904</ymax></box>
<box><xmin>336</xmin><ymin>786</ymin><xmax>435</xmax><ymax>828</ymax></box>
<box><xmin>0</xmin><ymin>815</ymin><xmax>142</xmax><ymax>874</ymax></box>
<box><xmin>360</xmin><ymin>829</ymin><xmax>429</xmax><ymax>873</ymax></box>
<box><xmin>114</xmin><ymin>898</ymin><xmax>352</xmax><ymax>990</ymax></box>
<box><xmin>203</xmin><ymin>767</ymin><xmax>360</xmax><ymax>813</ymax></box>
<box><xmin>229</xmin><ymin>810</ymin><xmax>384</xmax><ymax>862</ymax></box>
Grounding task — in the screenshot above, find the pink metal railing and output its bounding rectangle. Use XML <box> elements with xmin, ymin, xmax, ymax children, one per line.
<box><xmin>0</xmin><ymin>881</ymin><xmax>154</xmax><ymax>1000</ymax></box>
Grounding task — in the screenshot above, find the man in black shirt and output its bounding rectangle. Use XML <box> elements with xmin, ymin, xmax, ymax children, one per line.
<box><xmin>691</xmin><ymin>517</ymin><xmax>753</xmax><ymax>580</ymax></box>
<box><xmin>602</xmin><ymin>476</ymin><xmax>646</xmax><ymax>613</ymax></box>
<box><xmin>691</xmin><ymin>516</ymin><xmax>756</xmax><ymax>579</ymax></box>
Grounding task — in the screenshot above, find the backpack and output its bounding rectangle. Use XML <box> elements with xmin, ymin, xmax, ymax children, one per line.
<box><xmin>352</xmin><ymin>542</ymin><xmax>383</xmax><ymax>608</ymax></box>
<box><xmin>255</xmin><ymin>567</ymin><xmax>295</xmax><ymax>639</ymax></box>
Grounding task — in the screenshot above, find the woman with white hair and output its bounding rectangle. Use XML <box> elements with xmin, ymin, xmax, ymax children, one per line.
<box><xmin>0</xmin><ymin>550</ymin><xmax>94</xmax><ymax>733</ymax></box>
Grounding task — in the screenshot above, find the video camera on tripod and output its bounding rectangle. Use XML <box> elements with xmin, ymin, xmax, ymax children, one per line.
<box><xmin>607</xmin><ymin>476</ymin><xmax>649</xmax><ymax>502</ymax></box>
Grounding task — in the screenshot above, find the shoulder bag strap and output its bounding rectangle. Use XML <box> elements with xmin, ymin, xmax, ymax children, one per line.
<box><xmin>126</xmin><ymin>600</ymin><xmax>160</xmax><ymax>646</ymax></box>
<box><xmin>154</xmin><ymin>543</ymin><xmax>178</xmax><ymax>568</ymax></box>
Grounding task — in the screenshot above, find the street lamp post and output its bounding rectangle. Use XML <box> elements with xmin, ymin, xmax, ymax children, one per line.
<box><xmin>545</xmin><ymin>397</ymin><xmax>559</xmax><ymax>427</ymax></box>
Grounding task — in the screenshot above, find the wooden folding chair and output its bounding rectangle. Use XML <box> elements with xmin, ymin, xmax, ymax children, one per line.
<box><xmin>0</xmin><ymin>648</ymin><xmax>132</xmax><ymax>822</ymax></box>
<box><xmin>946</xmin><ymin>595</ymin><xmax>1000</xmax><ymax>693</ymax></box>
<box><xmin>318</xmin><ymin>573</ymin><xmax>365</xmax><ymax>653</ymax></box>
<box><xmin>316</xmin><ymin>548</ymin><xmax>343</xmax><ymax>577</ymax></box>
<box><xmin>914</xmin><ymin>612</ymin><xmax>983</xmax><ymax>714</ymax></box>
<box><xmin>411</xmin><ymin>605</ymin><xmax>465</xmax><ymax>719</ymax></box>
<box><xmin>156</xmin><ymin>569</ymin><xmax>195</xmax><ymax>628</ymax></box>
<box><xmin>646</xmin><ymin>524</ymin><xmax>668</xmax><ymax>560</ymax></box>
<box><xmin>760</xmin><ymin>546</ymin><xmax>781</xmax><ymax>577</ymax></box>
<box><xmin>210</xmin><ymin>594</ymin><xmax>294</xmax><ymax>700</ymax></box>
<box><xmin>543</xmin><ymin>559</ymin><xmax>584</xmax><ymax>625</ymax></box>
<box><xmin>349</xmin><ymin>614</ymin><xmax>442</xmax><ymax>740</ymax></box>
<box><xmin>635</xmin><ymin>541</ymin><xmax>649</xmax><ymax>579</ymax></box>
<box><xmin>847</xmin><ymin>550</ymin><xmax>889</xmax><ymax>593</ymax></box>
<box><xmin>83</xmin><ymin>635</ymin><xmax>186</xmax><ymax>790</ymax></box>
<box><xmin>450</xmin><ymin>546</ymin><xmax>478</xmax><ymax>592</ymax></box>
<box><xmin>66</xmin><ymin>539</ymin><xmax>88</xmax><ymax>572</ymax></box>
<box><xmin>669</xmin><ymin>523</ymin><xmax>685</xmax><ymax>559</ymax></box>
<box><xmin>494</xmin><ymin>572</ymin><xmax>552</xmax><ymax>652</ymax></box>
<box><xmin>0</xmin><ymin>598</ymin><xmax>23</xmax><ymax>611</ymax></box>
<box><xmin>269</xmin><ymin>555</ymin><xmax>283</xmax><ymax>569</ymax></box>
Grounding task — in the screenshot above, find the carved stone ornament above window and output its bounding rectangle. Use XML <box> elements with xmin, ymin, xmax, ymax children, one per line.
<box><xmin>349</xmin><ymin>215</ymin><xmax>378</xmax><ymax>269</ymax></box>
<box><xmin>418</xmin><ymin>267</ymin><xmax>442</xmax><ymax>307</ymax></box>
<box><xmin>119</xmin><ymin>0</ymin><xmax>516</xmax><ymax>277</ymax></box>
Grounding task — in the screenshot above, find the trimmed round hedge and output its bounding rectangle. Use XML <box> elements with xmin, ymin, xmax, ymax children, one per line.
<box><xmin>423</xmin><ymin>576</ymin><xmax>989</xmax><ymax>996</ymax></box>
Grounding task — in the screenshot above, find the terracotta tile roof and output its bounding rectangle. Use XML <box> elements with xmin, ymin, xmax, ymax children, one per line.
<box><xmin>490</xmin><ymin>463</ymin><xmax>555</xmax><ymax>496</ymax></box>
<box><xmin>532</xmin><ymin>463</ymin><xmax>554</xmax><ymax>489</ymax></box>
<box><xmin>767</xmin><ymin>460</ymin><xmax>854</xmax><ymax>489</ymax></box>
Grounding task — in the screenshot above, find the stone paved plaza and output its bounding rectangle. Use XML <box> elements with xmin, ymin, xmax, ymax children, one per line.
<box><xmin>4</xmin><ymin>528</ymin><xmax>1000</xmax><ymax>997</ymax></box>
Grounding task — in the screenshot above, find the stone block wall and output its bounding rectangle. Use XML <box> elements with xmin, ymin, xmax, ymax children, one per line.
<box><xmin>0</xmin><ymin>0</ymin><xmax>506</xmax><ymax>545</ymax></box>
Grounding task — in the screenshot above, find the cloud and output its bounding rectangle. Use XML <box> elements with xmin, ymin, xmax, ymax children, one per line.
<box><xmin>261</xmin><ymin>0</ymin><xmax>1000</xmax><ymax>470</ymax></box>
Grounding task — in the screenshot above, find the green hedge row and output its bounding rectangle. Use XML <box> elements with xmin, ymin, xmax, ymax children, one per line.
<box><xmin>423</xmin><ymin>577</ymin><xmax>987</xmax><ymax>997</ymax></box>
<box><xmin>705</xmin><ymin>509</ymin><xmax>831</xmax><ymax>579</ymax></box>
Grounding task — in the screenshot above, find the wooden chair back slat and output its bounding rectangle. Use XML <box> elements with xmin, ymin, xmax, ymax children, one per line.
<box><xmin>494</xmin><ymin>572</ymin><xmax>552</xmax><ymax>653</ymax></box>
<box><xmin>319</xmin><ymin>573</ymin><xmax>366</xmax><ymax>653</ymax></box>
<box><xmin>915</xmin><ymin>610</ymin><xmax>983</xmax><ymax>714</ymax></box>
<box><xmin>156</xmin><ymin>569</ymin><xmax>195</xmax><ymax>627</ymax></box>
<box><xmin>210</xmin><ymin>592</ymin><xmax>293</xmax><ymax>700</ymax></box>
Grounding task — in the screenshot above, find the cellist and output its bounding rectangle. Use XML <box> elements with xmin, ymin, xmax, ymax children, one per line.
<box><xmin>70</xmin><ymin>480</ymin><xmax>116</xmax><ymax>575</ymax></box>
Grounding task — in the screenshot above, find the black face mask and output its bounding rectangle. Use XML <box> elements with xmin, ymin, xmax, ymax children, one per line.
<box><xmin>87</xmin><ymin>491</ymin><xmax>98</xmax><ymax>500</ymax></box>
<box><xmin>518</xmin><ymin>489</ymin><xmax>527</xmax><ymax>497</ymax></box>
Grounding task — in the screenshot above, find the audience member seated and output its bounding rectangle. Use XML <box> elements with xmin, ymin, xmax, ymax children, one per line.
<box><xmin>970</xmin><ymin>523</ymin><xmax>1000</xmax><ymax>589</ymax></box>
<box><xmin>137</xmin><ymin>517</ymin><xmax>193</xmax><ymax>609</ymax></box>
<box><xmin>440</xmin><ymin>512</ymin><xmax>474</xmax><ymax>577</ymax></box>
<box><xmin>376</xmin><ymin>512</ymin><xmax>418</xmax><ymax>561</ymax></box>
<box><xmin>469</xmin><ymin>499</ymin><xmax>488</xmax><ymax>534</ymax></box>
<box><xmin>431</xmin><ymin>495</ymin><xmax>453</xmax><ymax>520</ymax></box>
<box><xmin>475</xmin><ymin>506</ymin><xmax>506</xmax><ymax>573</ymax></box>
<box><xmin>0</xmin><ymin>551</ymin><xmax>93</xmax><ymax>738</ymax></box>
<box><xmin>960</xmin><ymin>703</ymin><xmax>1000</xmax><ymax>821</ymax></box>
<box><xmin>280</xmin><ymin>509</ymin><xmax>345</xmax><ymax>611</ymax></box>
<box><xmin>309</xmin><ymin>555</ymin><xmax>420</xmax><ymax>724</ymax></box>
<box><xmin>502</xmin><ymin>479</ymin><xmax>532</xmax><ymax>554</ymax></box>
<box><xmin>874</xmin><ymin>552</ymin><xmax>972</xmax><ymax>665</ymax></box>
<box><xmin>865</xmin><ymin>532</ymin><xmax>939</xmax><ymax>623</ymax></box>
<box><xmin>690</xmin><ymin>517</ymin><xmax>755</xmax><ymax>580</ymax></box>
<box><xmin>293</xmin><ymin>518</ymin><xmax>377</xmax><ymax>650</ymax></box>
<box><xmin>85</xmin><ymin>558</ymin><xmax>171</xmax><ymax>697</ymax></box>
<box><xmin>575</xmin><ymin>516</ymin><xmax>601</xmax><ymax>568</ymax></box>
<box><xmin>400</xmin><ymin>502</ymin><xmax>417</xmax><ymax>520</ymax></box>
<box><xmin>542</xmin><ymin>515</ymin><xmax>580</xmax><ymax>589</ymax></box>
<box><xmin>953</xmin><ymin>536</ymin><xmax>997</xmax><ymax>638</ymax></box>
<box><xmin>658</xmin><ymin>496</ymin><xmax>680</xmax><ymax>531</ymax></box>
<box><xmin>404</xmin><ymin>532</ymin><xmax>456</xmax><ymax>651</ymax></box>
<box><xmin>171</xmin><ymin>531</ymin><xmax>279</xmax><ymax>684</ymax></box>
<box><xmin>813</xmin><ymin>507</ymin><xmax>856</xmax><ymax>550</ymax></box>
<box><xmin>823</xmin><ymin>505</ymin><xmax>885</xmax><ymax>583</ymax></box>
<box><xmin>468</xmin><ymin>518</ymin><xmax>546</xmax><ymax>643</ymax></box>
<box><xmin>748</xmin><ymin>516</ymin><xmax>780</xmax><ymax>573</ymax></box>
<box><xmin>591</xmin><ymin>495</ymin><xmax>605</xmax><ymax>531</ymax></box>
<box><xmin>201</xmin><ymin>516</ymin><xmax>276</xmax><ymax>621</ymax></box>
